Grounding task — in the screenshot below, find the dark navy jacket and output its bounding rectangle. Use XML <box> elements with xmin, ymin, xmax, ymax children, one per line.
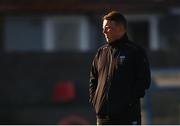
<box><xmin>89</xmin><ymin>34</ymin><xmax>151</xmax><ymax>121</ymax></box>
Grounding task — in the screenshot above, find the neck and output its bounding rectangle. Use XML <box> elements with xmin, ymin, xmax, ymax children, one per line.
<box><xmin>108</xmin><ymin>32</ymin><xmax>126</xmax><ymax>44</ymax></box>
<box><xmin>108</xmin><ymin>33</ymin><xmax>128</xmax><ymax>47</ymax></box>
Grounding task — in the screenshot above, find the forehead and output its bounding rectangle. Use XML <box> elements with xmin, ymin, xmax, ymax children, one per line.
<box><xmin>103</xmin><ymin>20</ymin><xmax>116</xmax><ymax>28</ymax></box>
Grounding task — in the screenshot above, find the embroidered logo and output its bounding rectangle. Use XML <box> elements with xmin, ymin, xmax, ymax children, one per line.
<box><xmin>119</xmin><ymin>55</ymin><xmax>126</xmax><ymax>65</ymax></box>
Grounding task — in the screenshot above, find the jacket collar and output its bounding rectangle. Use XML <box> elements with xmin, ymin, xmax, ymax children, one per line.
<box><xmin>108</xmin><ymin>33</ymin><xmax>129</xmax><ymax>47</ymax></box>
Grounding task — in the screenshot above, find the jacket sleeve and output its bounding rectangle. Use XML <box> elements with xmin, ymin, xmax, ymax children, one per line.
<box><xmin>134</xmin><ymin>47</ymin><xmax>151</xmax><ymax>98</ymax></box>
<box><xmin>89</xmin><ymin>52</ymin><xmax>99</xmax><ymax>103</ymax></box>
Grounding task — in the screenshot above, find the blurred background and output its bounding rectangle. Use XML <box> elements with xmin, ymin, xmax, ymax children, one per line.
<box><xmin>0</xmin><ymin>0</ymin><xmax>180</xmax><ymax>125</ymax></box>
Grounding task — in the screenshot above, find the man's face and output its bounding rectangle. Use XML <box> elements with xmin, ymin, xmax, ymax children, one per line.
<box><xmin>103</xmin><ymin>19</ymin><xmax>123</xmax><ymax>43</ymax></box>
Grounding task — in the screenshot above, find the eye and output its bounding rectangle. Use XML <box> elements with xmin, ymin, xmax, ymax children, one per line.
<box><xmin>107</xmin><ymin>28</ymin><xmax>111</xmax><ymax>32</ymax></box>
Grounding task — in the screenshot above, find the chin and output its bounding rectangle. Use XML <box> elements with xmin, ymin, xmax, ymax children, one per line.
<box><xmin>107</xmin><ymin>39</ymin><xmax>112</xmax><ymax>43</ymax></box>
<box><xmin>106</xmin><ymin>38</ymin><xmax>110</xmax><ymax>43</ymax></box>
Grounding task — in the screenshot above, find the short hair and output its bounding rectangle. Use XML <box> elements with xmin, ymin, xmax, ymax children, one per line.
<box><xmin>103</xmin><ymin>11</ymin><xmax>127</xmax><ymax>29</ymax></box>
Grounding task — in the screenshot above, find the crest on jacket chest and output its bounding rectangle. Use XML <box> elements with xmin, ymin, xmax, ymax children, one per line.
<box><xmin>118</xmin><ymin>55</ymin><xmax>126</xmax><ymax>65</ymax></box>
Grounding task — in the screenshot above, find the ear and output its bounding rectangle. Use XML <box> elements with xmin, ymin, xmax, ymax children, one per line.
<box><xmin>116</xmin><ymin>24</ymin><xmax>123</xmax><ymax>32</ymax></box>
<box><xmin>117</xmin><ymin>23</ymin><xmax>126</xmax><ymax>33</ymax></box>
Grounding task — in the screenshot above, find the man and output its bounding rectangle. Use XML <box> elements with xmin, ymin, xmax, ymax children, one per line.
<box><xmin>89</xmin><ymin>11</ymin><xmax>151</xmax><ymax>125</ymax></box>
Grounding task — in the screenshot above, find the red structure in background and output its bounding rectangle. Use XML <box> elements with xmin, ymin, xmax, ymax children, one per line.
<box><xmin>52</xmin><ymin>80</ymin><xmax>76</xmax><ymax>103</ymax></box>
